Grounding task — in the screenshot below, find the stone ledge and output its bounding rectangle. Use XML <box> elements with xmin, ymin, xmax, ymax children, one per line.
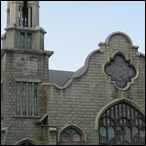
<box><xmin>15</xmin><ymin>78</ymin><xmax>41</xmax><ymax>83</ymax></box>
<box><xmin>14</xmin><ymin>115</ymin><xmax>41</xmax><ymax>119</ymax></box>
<box><xmin>49</xmin><ymin>127</ymin><xmax>57</xmax><ymax>132</ymax></box>
<box><xmin>5</xmin><ymin>25</ymin><xmax>46</xmax><ymax>34</ymax></box>
<box><xmin>1</xmin><ymin>127</ymin><xmax>9</xmax><ymax>133</ymax></box>
<box><xmin>1</xmin><ymin>48</ymin><xmax>54</xmax><ymax>58</ymax></box>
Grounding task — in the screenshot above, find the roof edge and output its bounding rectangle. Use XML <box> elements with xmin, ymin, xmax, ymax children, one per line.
<box><xmin>42</xmin><ymin>49</ymin><xmax>101</xmax><ymax>89</ymax></box>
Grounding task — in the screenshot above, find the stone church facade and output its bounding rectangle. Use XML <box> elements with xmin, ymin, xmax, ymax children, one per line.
<box><xmin>1</xmin><ymin>1</ymin><xmax>145</xmax><ymax>145</ymax></box>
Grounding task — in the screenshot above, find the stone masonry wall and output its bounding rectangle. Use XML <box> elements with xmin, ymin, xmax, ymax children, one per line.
<box><xmin>1</xmin><ymin>49</ymin><xmax>50</xmax><ymax>145</ymax></box>
<box><xmin>43</xmin><ymin>32</ymin><xmax>145</xmax><ymax>145</ymax></box>
<box><xmin>1</xmin><ymin>53</ymin><xmax>6</xmax><ymax>128</ymax></box>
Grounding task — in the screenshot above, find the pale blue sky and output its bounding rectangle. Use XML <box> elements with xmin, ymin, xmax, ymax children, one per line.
<box><xmin>1</xmin><ymin>1</ymin><xmax>145</xmax><ymax>71</ymax></box>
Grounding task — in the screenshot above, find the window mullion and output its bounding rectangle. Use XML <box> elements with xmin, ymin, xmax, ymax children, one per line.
<box><xmin>20</xmin><ymin>82</ymin><xmax>22</xmax><ymax>115</ymax></box>
<box><xmin>138</xmin><ymin>125</ymin><xmax>140</xmax><ymax>145</ymax></box>
<box><xmin>26</xmin><ymin>82</ymin><xmax>28</xmax><ymax>116</ymax></box>
<box><xmin>106</xmin><ymin>127</ymin><xmax>109</xmax><ymax>145</ymax></box>
<box><xmin>32</xmin><ymin>82</ymin><xmax>34</xmax><ymax>116</ymax></box>
<box><xmin>24</xmin><ymin>32</ymin><xmax>27</xmax><ymax>49</ymax></box>
<box><xmin>114</xmin><ymin>126</ymin><xmax>116</xmax><ymax>145</ymax></box>
<box><xmin>34</xmin><ymin>83</ymin><xmax>38</xmax><ymax>116</ymax></box>
<box><xmin>37</xmin><ymin>83</ymin><xmax>39</xmax><ymax>115</ymax></box>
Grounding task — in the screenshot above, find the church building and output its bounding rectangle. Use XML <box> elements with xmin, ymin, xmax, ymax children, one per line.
<box><xmin>1</xmin><ymin>1</ymin><xmax>145</xmax><ymax>145</ymax></box>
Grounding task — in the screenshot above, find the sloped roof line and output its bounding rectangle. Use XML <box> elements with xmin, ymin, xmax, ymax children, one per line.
<box><xmin>43</xmin><ymin>31</ymin><xmax>145</xmax><ymax>89</ymax></box>
<box><xmin>49</xmin><ymin>69</ymin><xmax>74</xmax><ymax>86</ymax></box>
<box><xmin>35</xmin><ymin>113</ymin><xmax>48</xmax><ymax>124</ymax></box>
<box><xmin>62</xmin><ymin>49</ymin><xmax>101</xmax><ymax>88</ymax></box>
<box><xmin>44</xmin><ymin>48</ymin><xmax>101</xmax><ymax>89</ymax></box>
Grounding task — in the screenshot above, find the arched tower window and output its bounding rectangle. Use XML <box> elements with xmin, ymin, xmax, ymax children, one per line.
<box><xmin>19</xmin><ymin>1</ymin><xmax>32</xmax><ymax>27</ymax></box>
<box><xmin>22</xmin><ymin>1</ymin><xmax>28</xmax><ymax>27</ymax></box>
<box><xmin>59</xmin><ymin>127</ymin><xmax>84</xmax><ymax>145</ymax></box>
<box><xmin>99</xmin><ymin>102</ymin><xmax>145</xmax><ymax>145</ymax></box>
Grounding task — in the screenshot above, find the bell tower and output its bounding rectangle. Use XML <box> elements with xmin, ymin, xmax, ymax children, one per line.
<box><xmin>1</xmin><ymin>2</ymin><xmax>53</xmax><ymax>144</ymax></box>
<box><xmin>7</xmin><ymin>1</ymin><xmax>39</xmax><ymax>27</ymax></box>
<box><xmin>2</xmin><ymin>1</ymin><xmax>46</xmax><ymax>50</ymax></box>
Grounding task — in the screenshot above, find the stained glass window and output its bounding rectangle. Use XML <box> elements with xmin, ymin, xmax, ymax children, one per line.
<box><xmin>108</xmin><ymin>127</ymin><xmax>114</xmax><ymax>145</ymax></box>
<box><xmin>16</xmin><ymin>82</ymin><xmax>38</xmax><ymax>116</ymax></box>
<box><xmin>59</xmin><ymin>128</ymin><xmax>83</xmax><ymax>145</ymax></box>
<box><xmin>99</xmin><ymin>102</ymin><xmax>145</xmax><ymax>145</ymax></box>
<box><xmin>34</xmin><ymin>83</ymin><xmax>38</xmax><ymax>116</ymax></box>
<box><xmin>116</xmin><ymin>127</ymin><xmax>122</xmax><ymax>145</ymax></box>
<box><xmin>22</xmin><ymin>82</ymin><xmax>26</xmax><ymax>115</ymax></box>
<box><xmin>20</xmin><ymin>32</ymin><xmax>25</xmax><ymax>49</ymax></box>
<box><xmin>140</xmin><ymin>127</ymin><xmax>145</xmax><ymax>145</ymax></box>
<box><xmin>62</xmin><ymin>133</ymin><xmax>70</xmax><ymax>141</ymax></box>
<box><xmin>20</xmin><ymin>32</ymin><xmax>32</xmax><ymax>49</ymax></box>
<box><xmin>99</xmin><ymin>127</ymin><xmax>106</xmax><ymax>145</ymax></box>
<box><xmin>28</xmin><ymin>83</ymin><xmax>32</xmax><ymax>116</ymax></box>
<box><xmin>27</xmin><ymin>33</ymin><xmax>32</xmax><ymax>49</ymax></box>
<box><xmin>104</xmin><ymin>54</ymin><xmax>136</xmax><ymax>89</ymax></box>
<box><xmin>73</xmin><ymin>134</ymin><xmax>80</xmax><ymax>141</ymax></box>
<box><xmin>124</xmin><ymin>127</ymin><xmax>131</xmax><ymax>144</ymax></box>
<box><xmin>132</xmin><ymin>127</ymin><xmax>138</xmax><ymax>145</ymax></box>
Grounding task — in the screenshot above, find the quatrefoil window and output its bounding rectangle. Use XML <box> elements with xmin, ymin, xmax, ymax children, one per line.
<box><xmin>104</xmin><ymin>54</ymin><xmax>136</xmax><ymax>89</ymax></box>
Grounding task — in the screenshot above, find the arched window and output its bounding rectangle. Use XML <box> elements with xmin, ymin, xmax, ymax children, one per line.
<box><xmin>59</xmin><ymin>127</ymin><xmax>84</xmax><ymax>145</ymax></box>
<box><xmin>14</xmin><ymin>138</ymin><xmax>39</xmax><ymax>145</ymax></box>
<box><xmin>99</xmin><ymin>102</ymin><xmax>145</xmax><ymax>145</ymax></box>
<box><xmin>22</xmin><ymin>1</ymin><xmax>28</xmax><ymax>27</ymax></box>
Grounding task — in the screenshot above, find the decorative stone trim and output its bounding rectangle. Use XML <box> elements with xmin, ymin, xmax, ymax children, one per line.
<box><xmin>136</xmin><ymin>52</ymin><xmax>145</xmax><ymax>57</ymax></box>
<box><xmin>49</xmin><ymin>127</ymin><xmax>57</xmax><ymax>132</ymax></box>
<box><xmin>102</xmin><ymin>51</ymin><xmax>139</xmax><ymax>90</ymax></box>
<box><xmin>1</xmin><ymin>48</ymin><xmax>54</xmax><ymax>58</ymax></box>
<box><xmin>15</xmin><ymin>78</ymin><xmax>41</xmax><ymax>83</ymax></box>
<box><xmin>1</xmin><ymin>127</ymin><xmax>9</xmax><ymax>133</ymax></box>
<box><xmin>104</xmin><ymin>31</ymin><xmax>138</xmax><ymax>49</ymax></box>
<box><xmin>14</xmin><ymin>115</ymin><xmax>40</xmax><ymax>119</ymax></box>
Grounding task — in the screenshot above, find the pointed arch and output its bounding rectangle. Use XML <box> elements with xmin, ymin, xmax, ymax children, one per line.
<box><xmin>95</xmin><ymin>98</ymin><xmax>145</xmax><ymax>130</ymax></box>
<box><xmin>58</xmin><ymin>124</ymin><xmax>87</xmax><ymax>144</ymax></box>
<box><xmin>95</xmin><ymin>98</ymin><xmax>145</xmax><ymax>145</ymax></box>
<box><xmin>14</xmin><ymin>138</ymin><xmax>40</xmax><ymax>145</ymax></box>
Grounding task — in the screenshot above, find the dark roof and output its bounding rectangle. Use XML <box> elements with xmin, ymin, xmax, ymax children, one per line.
<box><xmin>49</xmin><ymin>69</ymin><xmax>74</xmax><ymax>86</ymax></box>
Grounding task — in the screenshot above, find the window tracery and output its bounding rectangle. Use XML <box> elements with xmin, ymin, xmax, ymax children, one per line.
<box><xmin>99</xmin><ymin>102</ymin><xmax>145</xmax><ymax>145</ymax></box>
<box><xmin>59</xmin><ymin>128</ymin><xmax>83</xmax><ymax>145</ymax></box>
<box><xmin>104</xmin><ymin>53</ymin><xmax>137</xmax><ymax>89</ymax></box>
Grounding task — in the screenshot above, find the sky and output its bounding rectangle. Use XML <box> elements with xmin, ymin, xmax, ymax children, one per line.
<box><xmin>1</xmin><ymin>1</ymin><xmax>145</xmax><ymax>72</ymax></box>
